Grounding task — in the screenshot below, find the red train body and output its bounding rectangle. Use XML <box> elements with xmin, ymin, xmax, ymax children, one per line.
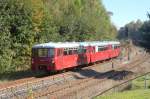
<box><xmin>31</xmin><ymin>41</ymin><xmax>120</xmax><ymax>72</ymax></box>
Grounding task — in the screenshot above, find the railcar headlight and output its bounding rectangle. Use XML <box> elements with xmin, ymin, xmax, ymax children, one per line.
<box><xmin>52</xmin><ymin>60</ymin><xmax>55</xmax><ymax>63</ymax></box>
<box><xmin>32</xmin><ymin>58</ymin><xmax>34</xmax><ymax>64</ymax></box>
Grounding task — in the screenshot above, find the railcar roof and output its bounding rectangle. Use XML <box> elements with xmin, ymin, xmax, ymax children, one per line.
<box><xmin>32</xmin><ymin>41</ymin><xmax>120</xmax><ymax>48</ymax></box>
<box><xmin>108</xmin><ymin>41</ymin><xmax>120</xmax><ymax>45</ymax></box>
<box><xmin>32</xmin><ymin>42</ymin><xmax>80</xmax><ymax>48</ymax></box>
<box><xmin>89</xmin><ymin>41</ymin><xmax>109</xmax><ymax>46</ymax></box>
<box><xmin>79</xmin><ymin>42</ymin><xmax>90</xmax><ymax>46</ymax></box>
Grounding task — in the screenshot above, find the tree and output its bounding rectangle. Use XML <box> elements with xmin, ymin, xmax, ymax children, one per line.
<box><xmin>140</xmin><ymin>21</ymin><xmax>150</xmax><ymax>48</ymax></box>
<box><xmin>0</xmin><ymin>0</ymin><xmax>118</xmax><ymax>73</ymax></box>
<box><xmin>0</xmin><ymin>0</ymin><xmax>33</xmax><ymax>73</ymax></box>
<box><xmin>118</xmin><ymin>20</ymin><xmax>143</xmax><ymax>41</ymax></box>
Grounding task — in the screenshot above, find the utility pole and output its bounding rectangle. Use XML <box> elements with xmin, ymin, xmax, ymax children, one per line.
<box><xmin>144</xmin><ymin>75</ymin><xmax>147</xmax><ymax>89</ymax></box>
<box><xmin>111</xmin><ymin>59</ymin><xmax>114</xmax><ymax>69</ymax></box>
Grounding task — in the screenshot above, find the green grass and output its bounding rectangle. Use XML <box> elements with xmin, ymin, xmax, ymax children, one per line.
<box><xmin>96</xmin><ymin>89</ymin><xmax>150</xmax><ymax>99</ymax></box>
<box><xmin>96</xmin><ymin>74</ymin><xmax>150</xmax><ymax>99</ymax></box>
<box><xmin>132</xmin><ymin>75</ymin><xmax>150</xmax><ymax>89</ymax></box>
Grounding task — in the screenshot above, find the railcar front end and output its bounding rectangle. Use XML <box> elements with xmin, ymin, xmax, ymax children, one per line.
<box><xmin>31</xmin><ymin>48</ymin><xmax>55</xmax><ymax>72</ymax></box>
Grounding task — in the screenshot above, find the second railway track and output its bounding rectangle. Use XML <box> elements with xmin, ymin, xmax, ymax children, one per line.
<box><xmin>33</xmin><ymin>54</ymin><xmax>150</xmax><ymax>99</ymax></box>
<box><xmin>0</xmin><ymin>53</ymin><xmax>149</xmax><ymax>99</ymax></box>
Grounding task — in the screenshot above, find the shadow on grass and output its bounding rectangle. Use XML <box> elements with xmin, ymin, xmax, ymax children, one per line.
<box><xmin>72</xmin><ymin>68</ymin><xmax>133</xmax><ymax>81</ymax></box>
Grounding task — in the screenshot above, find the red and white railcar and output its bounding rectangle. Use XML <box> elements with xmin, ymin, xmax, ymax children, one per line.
<box><xmin>31</xmin><ymin>41</ymin><xmax>120</xmax><ymax>72</ymax></box>
<box><xmin>32</xmin><ymin>42</ymin><xmax>79</xmax><ymax>71</ymax></box>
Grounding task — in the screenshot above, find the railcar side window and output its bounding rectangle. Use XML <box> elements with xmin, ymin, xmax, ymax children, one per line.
<box><xmin>68</xmin><ymin>49</ymin><xmax>73</xmax><ymax>55</ymax></box>
<box><xmin>98</xmin><ymin>47</ymin><xmax>103</xmax><ymax>51</ymax></box>
<box><xmin>63</xmin><ymin>48</ymin><xmax>74</xmax><ymax>55</ymax></box>
<box><xmin>64</xmin><ymin>47</ymin><xmax>87</xmax><ymax>55</ymax></box>
<box><xmin>98</xmin><ymin>46</ymin><xmax>107</xmax><ymax>52</ymax></box>
<box><xmin>113</xmin><ymin>45</ymin><xmax>120</xmax><ymax>49</ymax></box>
<box><xmin>73</xmin><ymin>48</ymin><xmax>78</xmax><ymax>54</ymax></box>
<box><xmin>74</xmin><ymin>50</ymin><xmax>78</xmax><ymax>54</ymax></box>
<box><xmin>117</xmin><ymin>45</ymin><xmax>120</xmax><ymax>48</ymax></box>
<box><xmin>104</xmin><ymin>46</ymin><xmax>108</xmax><ymax>50</ymax></box>
<box><xmin>64</xmin><ymin>48</ymin><xmax>68</xmax><ymax>55</ymax></box>
<box><xmin>64</xmin><ymin>51</ymin><xmax>68</xmax><ymax>55</ymax></box>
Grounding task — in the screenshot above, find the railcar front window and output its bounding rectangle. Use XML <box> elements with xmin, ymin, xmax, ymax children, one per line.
<box><xmin>32</xmin><ymin>48</ymin><xmax>54</xmax><ymax>57</ymax></box>
<box><xmin>38</xmin><ymin>49</ymin><xmax>48</xmax><ymax>57</ymax></box>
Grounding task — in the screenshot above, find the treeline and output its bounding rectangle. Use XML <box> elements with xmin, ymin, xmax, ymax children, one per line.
<box><xmin>118</xmin><ymin>15</ymin><xmax>150</xmax><ymax>49</ymax></box>
<box><xmin>0</xmin><ymin>0</ymin><xmax>117</xmax><ymax>73</ymax></box>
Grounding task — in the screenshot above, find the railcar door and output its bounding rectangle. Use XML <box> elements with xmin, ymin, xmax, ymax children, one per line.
<box><xmin>90</xmin><ymin>46</ymin><xmax>96</xmax><ymax>63</ymax></box>
<box><xmin>86</xmin><ymin>46</ymin><xmax>91</xmax><ymax>64</ymax></box>
<box><xmin>55</xmin><ymin>48</ymin><xmax>63</xmax><ymax>70</ymax></box>
<box><xmin>77</xmin><ymin>47</ymin><xmax>89</xmax><ymax>65</ymax></box>
<box><xmin>107</xmin><ymin>45</ymin><xmax>113</xmax><ymax>59</ymax></box>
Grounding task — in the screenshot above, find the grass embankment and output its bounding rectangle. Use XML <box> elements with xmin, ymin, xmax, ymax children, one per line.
<box><xmin>0</xmin><ymin>70</ymin><xmax>54</xmax><ymax>84</ymax></box>
<box><xmin>132</xmin><ymin>75</ymin><xmax>150</xmax><ymax>89</ymax></box>
<box><xmin>96</xmin><ymin>89</ymin><xmax>150</xmax><ymax>99</ymax></box>
<box><xmin>0</xmin><ymin>70</ymin><xmax>33</xmax><ymax>84</ymax></box>
<box><xmin>96</xmin><ymin>74</ymin><xmax>150</xmax><ymax>99</ymax></box>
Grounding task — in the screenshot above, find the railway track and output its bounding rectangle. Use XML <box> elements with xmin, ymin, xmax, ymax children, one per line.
<box><xmin>0</xmin><ymin>58</ymin><xmax>114</xmax><ymax>99</ymax></box>
<box><xmin>0</xmin><ymin>53</ymin><xmax>147</xmax><ymax>99</ymax></box>
<box><xmin>33</xmin><ymin>55</ymin><xmax>150</xmax><ymax>99</ymax></box>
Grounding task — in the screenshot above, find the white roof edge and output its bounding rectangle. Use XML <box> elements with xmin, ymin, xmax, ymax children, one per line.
<box><xmin>32</xmin><ymin>41</ymin><xmax>120</xmax><ymax>48</ymax></box>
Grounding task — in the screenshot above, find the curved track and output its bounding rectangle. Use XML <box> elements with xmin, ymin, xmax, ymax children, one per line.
<box><xmin>33</xmin><ymin>55</ymin><xmax>150</xmax><ymax>99</ymax></box>
<box><xmin>0</xmin><ymin>53</ymin><xmax>148</xmax><ymax>99</ymax></box>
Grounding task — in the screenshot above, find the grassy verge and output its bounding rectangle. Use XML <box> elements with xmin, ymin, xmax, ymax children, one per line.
<box><xmin>96</xmin><ymin>89</ymin><xmax>150</xmax><ymax>99</ymax></box>
<box><xmin>0</xmin><ymin>69</ymin><xmax>55</xmax><ymax>84</ymax></box>
<box><xmin>132</xmin><ymin>75</ymin><xmax>150</xmax><ymax>89</ymax></box>
<box><xmin>96</xmin><ymin>74</ymin><xmax>150</xmax><ymax>99</ymax></box>
<box><xmin>0</xmin><ymin>69</ymin><xmax>34</xmax><ymax>84</ymax></box>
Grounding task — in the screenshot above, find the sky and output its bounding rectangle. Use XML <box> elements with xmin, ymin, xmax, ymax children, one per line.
<box><xmin>102</xmin><ymin>0</ymin><xmax>150</xmax><ymax>29</ymax></box>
